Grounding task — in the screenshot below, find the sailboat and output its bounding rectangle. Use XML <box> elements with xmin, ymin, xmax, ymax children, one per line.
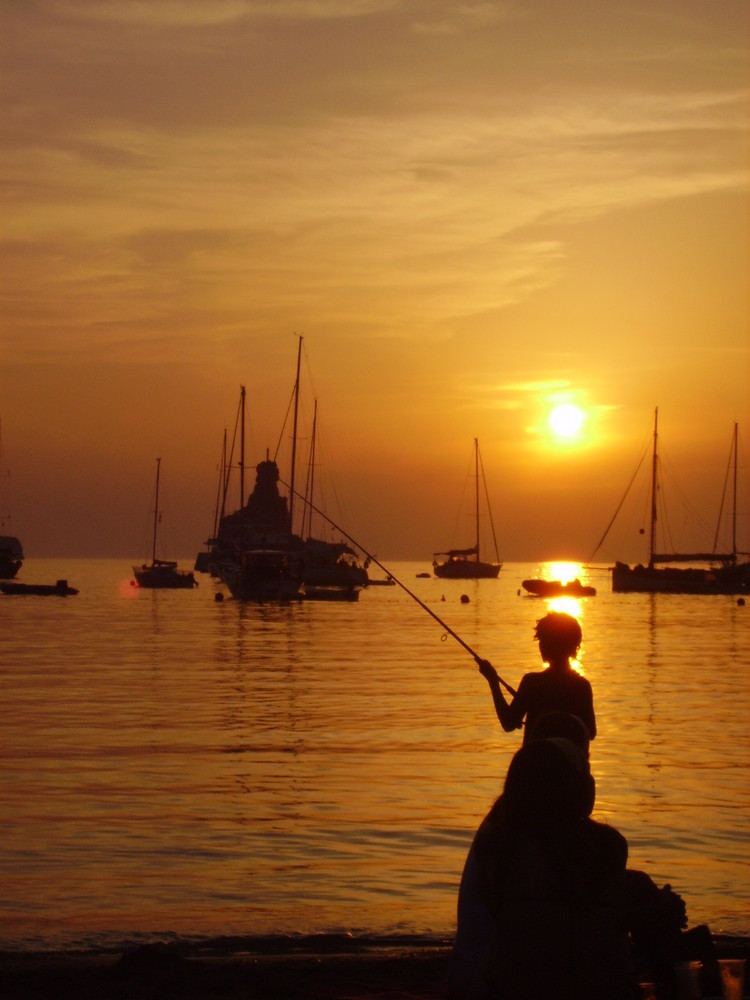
<box><xmin>433</xmin><ymin>438</ymin><xmax>502</xmax><ymax>579</ymax></box>
<box><xmin>133</xmin><ymin>458</ymin><xmax>197</xmax><ymax>589</ymax></box>
<box><xmin>202</xmin><ymin>337</ymin><xmax>369</xmax><ymax>602</ymax></box>
<box><xmin>609</xmin><ymin>410</ymin><xmax>749</xmax><ymax>595</ymax></box>
<box><xmin>204</xmin><ymin>368</ymin><xmax>305</xmax><ymax>602</ymax></box>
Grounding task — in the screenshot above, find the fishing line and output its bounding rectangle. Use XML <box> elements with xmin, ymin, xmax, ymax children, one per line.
<box><xmin>282</xmin><ymin>480</ymin><xmax>517</xmax><ymax>697</ymax></box>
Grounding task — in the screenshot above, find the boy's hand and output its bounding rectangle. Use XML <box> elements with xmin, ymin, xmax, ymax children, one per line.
<box><xmin>477</xmin><ymin>658</ymin><xmax>498</xmax><ymax>682</ymax></box>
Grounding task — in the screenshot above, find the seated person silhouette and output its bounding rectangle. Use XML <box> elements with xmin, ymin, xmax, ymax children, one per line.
<box><xmin>450</xmin><ymin>734</ymin><xmax>636</xmax><ymax>1000</ymax></box>
<box><xmin>449</xmin><ymin>714</ymin><xmax>718</xmax><ymax>999</ymax></box>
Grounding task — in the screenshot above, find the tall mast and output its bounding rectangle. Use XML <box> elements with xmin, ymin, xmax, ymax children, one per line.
<box><xmin>304</xmin><ymin>398</ymin><xmax>318</xmax><ymax>541</ymax></box>
<box><xmin>289</xmin><ymin>335</ymin><xmax>302</xmax><ymax>533</ymax></box>
<box><xmin>648</xmin><ymin>408</ymin><xmax>658</xmax><ymax>569</ymax></box>
<box><xmin>732</xmin><ymin>422</ymin><xmax>738</xmax><ymax>558</ymax></box>
<box><xmin>239</xmin><ymin>385</ymin><xmax>246</xmax><ymax>509</ymax></box>
<box><xmin>213</xmin><ymin>429</ymin><xmax>227</xmax><ymax>539</ymax></box>
<box><xmin>152</xmin><ymin>457</ymin><xmax>161</xmax><ymax>565</ymax></box>
<box><xmin>474</xmin><ymin>437</ymin><xmax>480</xmax><ymax>562</ymax></box>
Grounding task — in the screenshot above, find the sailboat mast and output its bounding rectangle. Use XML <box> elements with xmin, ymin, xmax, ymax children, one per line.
<box><xmin>289</xmin><ymin>335</ymin><xmax>302</xmax><ymax>533</ymax></box>
<box><xmin>152</xmin><ymin>457</ymin><xmax>161</xmax><ymax>565</ymax></box>
<box><xmin>239</xmin><ymin>385</ymin><xmax>246</xmax><ymax>509</ymax></box>
<box><xmin>474</xmin><ymin>437</ymin><xmax>480</xmax><ymax>562</ymax></box>
<box><xmin>732</xmin><ymin>422</ymin><xmax>738</xmax><ymax>558</ymax></box>
<box><xmin>213</xmin><ymin>430</ymin><xmax>227</xmax><ymax>539</ymax></box>
<box><xmin>648</xmin><ymin>408</ymin><xmax>658</xmax><ymax>569</ymax></box>
<box><xmin>304</xmin><ymin>399</ymin><xmax>318</xmax><ymax>541</ymax></box>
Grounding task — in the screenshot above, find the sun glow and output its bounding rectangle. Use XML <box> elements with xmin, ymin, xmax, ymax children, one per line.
<box><xmin>549</xmin><ymin>403</ymin><xmax>585</xmax><ymax>440</ymax></box>
<box><xmin>543</xmin><ymin>561</ymin><xmax>582</xmax><ymax>584</ymax></box>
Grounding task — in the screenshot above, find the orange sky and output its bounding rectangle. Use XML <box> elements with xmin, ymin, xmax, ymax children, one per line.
<box><xmin>1</xmin><ymin>1</ymin><xmax>748</xmax><ymax>563</ymax></box>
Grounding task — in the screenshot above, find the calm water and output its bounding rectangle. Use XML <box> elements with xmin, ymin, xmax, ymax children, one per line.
<box><xmin>1</xmin><ymin>558</ymin><xmax>748</xmax><ymax>951</ymax></box>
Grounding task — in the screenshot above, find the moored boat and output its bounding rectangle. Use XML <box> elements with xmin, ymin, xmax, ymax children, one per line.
<box><xmin>1</xmin><ymin>578</ymin><xmax>78</xmax><ymax>596</ymax></box>
<box><xmin>612</xmin><ymin>558</ymin><xmax>750</xmax><ymax>595</ymax></box>
<box><xmin>522</xmin><ymin>578</ymin><xmax>596</xmax><ymax>597</ymax></box>
<box><xmin>433</xmin><ymin>438</ymin><xmax>502</xmax><ymax>579</ymax></box>
<box><xmin>204</xmin><ymin>338</ymin><xmax>367</xmax><ymax>603</ymax></box>
<box><xmin>132</xmin><ymin>458</ymin><xmax>197</xmax><ymax>589</ymax></box>
<box><xmin>133</xmin><ymin>558</ymin><xmax>197</xmax><ymax>590</ymax></box>
<box><xmin>209</xmin><ymin>452</ymin><xmax>305</xmax><ymax>601</ymax></box>
<box><xmin>604</xmin><ymin>411</ymin><xmax>749</xmax><ymax>595</ymax></box>
<box><xmin>221</xmin><ymin>546</ymin><xmax>303</xmax><ymax>602</ymax></box>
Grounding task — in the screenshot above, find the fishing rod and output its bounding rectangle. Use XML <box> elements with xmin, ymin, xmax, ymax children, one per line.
<box><xmin>282</xmin><ymin>480</ymin><xmax>517</xmax><ymax>697</ymax></box>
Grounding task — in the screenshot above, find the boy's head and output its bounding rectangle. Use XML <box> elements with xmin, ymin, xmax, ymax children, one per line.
<box><xmin>534</xmin><ymin>611</ymin><xmax>582</xmax><ymax>661</ymax></box>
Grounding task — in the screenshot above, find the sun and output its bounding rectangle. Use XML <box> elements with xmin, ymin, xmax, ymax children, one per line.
<box><xmin>548</xmin><ymin>403</ymin><xmax>585</xmax><ymax>440</ymax></box>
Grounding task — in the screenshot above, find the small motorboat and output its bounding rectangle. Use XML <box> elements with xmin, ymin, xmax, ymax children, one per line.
<box><xmin>0</xmin><ymin>578</ymin><xmax>78</xmax><ymax>597</ymax></box>
<box><xmin>522</xmin><ymin>578</ymin><xmax>596</xmax><ymax>598</ymax></box>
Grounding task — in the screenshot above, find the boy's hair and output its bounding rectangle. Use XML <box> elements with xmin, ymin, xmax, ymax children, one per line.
<box><xmin>534</xmin><ymin>611</ymin><xmax>582</xmax><ymax>656</ymax></box>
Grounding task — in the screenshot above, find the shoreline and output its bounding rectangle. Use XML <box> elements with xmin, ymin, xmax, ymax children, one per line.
<box><xmin>1</xmin><ymin>934</ymin><xmax>748</xmax><ymax>1000</ymax></box>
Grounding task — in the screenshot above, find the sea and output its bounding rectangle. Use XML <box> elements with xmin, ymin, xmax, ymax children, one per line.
<box><xmin>1</xmin><ymin>558</ymin><xmax>748</xmax><ymax>953</ymax></box>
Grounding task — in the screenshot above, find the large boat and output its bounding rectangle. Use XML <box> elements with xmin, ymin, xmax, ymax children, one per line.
<box><xmin>209</xmin><ymin>451</ymin><xmax>304</xmax><ymax>602</ymax></box>
<box><xmin>133</xmin><ymin>458</ymin><xmax>198</xmax><ymax>590</ymax></box>
<box><xmin>202</xmin><ymin>345</ymin><xmax>306</xmax><ymax>602</ymax></box>
<box><xmin>433</xmin><ymin>438</ymin><xmax>502</xmax><ymax>579</ymax></box>
<box><xmin>609</xmin><ymin>411</ymin><xmax>749</xmax><ymax>595</ymax></box>
<box><xmin>202</xmin><ymin>338</ymin><xmax>366</xmax><ymax>602</ymax></box>
<box><xmin>220</xmin><ymin>544</ymin><xmax>303</xmax><ymax>602</ymax></box>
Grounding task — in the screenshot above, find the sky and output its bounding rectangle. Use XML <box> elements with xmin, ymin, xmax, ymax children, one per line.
<box><xmin>1</xmin><ymin>0</ymin><xmax>748</xmax><ymax>564</ymax></box>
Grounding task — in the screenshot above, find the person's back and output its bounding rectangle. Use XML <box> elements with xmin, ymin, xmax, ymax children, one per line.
<box><xmin>474</xmin><ymin>739</ymin><xmax>637</xmax><ymax>1000</ymax></box>
<box><xmin>514</xmin><ymin>667</ymin><xmax>595</xmax><ymax>743</ymax></box>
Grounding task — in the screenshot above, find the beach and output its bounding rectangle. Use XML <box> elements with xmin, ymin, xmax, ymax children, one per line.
<box><xmin>0</xmin><ymin>937</ymin><xmax>453</xmax><ymax>999</ymax></box>
<box><xmin>2</xmin><ymin>935</ymin><xmax>749</xmax><ymax>999</ymax></box>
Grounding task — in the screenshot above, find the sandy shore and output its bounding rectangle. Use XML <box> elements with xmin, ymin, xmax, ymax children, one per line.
<box><xmin>1</xmin><ymin>935</ymin><xmax>747</xmax><ymax>999</ymax></box>
<box><xmin>0</xmin><ymin>937</ymin><xmax>453</xmax><ymax>1000</ymax></box>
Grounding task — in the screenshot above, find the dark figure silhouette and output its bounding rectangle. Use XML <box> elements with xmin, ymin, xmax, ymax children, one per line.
<box><xmin>448</xmin><ymin>714</ymin><xmax>719</xmax><ymax>1000</ymax></box>
<box><xmin>471</xmin><ymin>738</ymin><xmax>636</xmax><ymax>999</ymax></box>
<box><xmin>478</xmin><ymin>612</ymin><xmax>595</xmax><ymax>742</ymax></box>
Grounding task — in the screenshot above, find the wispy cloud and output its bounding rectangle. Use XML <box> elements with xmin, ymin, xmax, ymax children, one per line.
<box><xmin>2</xmin><ymin>1</ymin><xmax>748</xmax><ymax>363</ymax></box>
